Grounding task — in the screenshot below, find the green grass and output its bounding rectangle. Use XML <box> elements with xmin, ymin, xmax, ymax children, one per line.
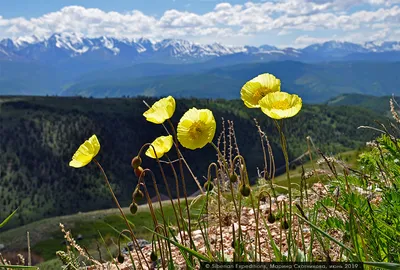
<box><xmin>273</xmin><ymin>150</ymin><xmax>360</xmax><ymax>186</ymax></box>
<box><xmin>0</xmin><ymin>199</ymin><xmax>198</xmax><ymax>263</ymax></box>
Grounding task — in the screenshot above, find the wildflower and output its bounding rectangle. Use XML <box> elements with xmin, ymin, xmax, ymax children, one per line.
<box><xmin>143</xmin><ymin>96</ymin><xmax>176</xmax><ymax>124</ymax></box>
<box><xmin>240</xmin><ymin>73</ymin><xmax>281</xmax><ymax>108</ymax></box>
<box><xmin>177</xmin><ymin>108</ymin><xmax>216</xmax><ymax>150</ymax></box>
<box><xmin>145</xmin><ymin>135</ymin><xmax>173</xmax><ymax>159</ymax></box>
<box><xmin>259</xmin><ymin>92</ymin><xmax>302</xmax><ymax>119</ymax></box>
<box><xmin>69</xmin><ymin>135</ymin><xmax>100</xmax><ymax>168</ymax></box>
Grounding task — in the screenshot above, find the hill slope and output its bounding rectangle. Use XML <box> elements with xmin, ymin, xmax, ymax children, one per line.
<box><xmin>0</xmin><ymin>96</ymin><xmax>388</xmax><ymax>228</ymax></box>
<box><xmin>327</xmin><ymin>93</ymin><xmax>400</xmax><ymax>114</ymax></box>
<box><xmin>62</xmin><ymin>61</ymin><xmax>400</xmax><ymax>103</ymax></box>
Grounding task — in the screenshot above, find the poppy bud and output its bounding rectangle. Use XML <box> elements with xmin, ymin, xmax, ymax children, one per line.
<box><xmin>231</xmin><ymin>240</ymin><xmax>237</xmax><ymax>249</ymax></box>
<box><xmin>282</xmin><ymin>220</ymin><xmax>289</xmax><ymax>230</ymax></box>
<box><xmin>132</xmin><ymin>188</ymin><xmax>144</xmax><ymax>202</ymax></box>
<box><xmin>204</xmin><ymin>181</ymin><xmax>214</xmax><ymax>192</ymax></box>
<box><xmin>134</xmin><ymin>166</ymin><xmax>145</xmax><ymax>178</ymax></box>
<box><xmin>117</xmin><ymin>254</ymin><xmax>124</xmax><ymax>264</ymax></box>
<box><xmin>129</xmin><ymin>202</ymin><xmax>138</xmax><ymax>215</ymax></box>
<box><xmin>239</xmin><ymin>184</ymin><xmax>251</xmax><ymax>197</ymax></box>
<box><xmin>131</xmin><ymin>156</ymin><xmax>142</xmax><ymax>169</ymax></box>
<box><xmin>150</xmin><ymin>251</ymin><xmax>158</xmax><ymax>262</ymax></box>
<box><xmin>267</xmin><ymin>213</ymin><xmax>276</xmax><ymax>224</ymax></box>
<box><xmin>230</xmin><ymin>174</ymin><xmax>238</xmax><ymax>183</ymax></box>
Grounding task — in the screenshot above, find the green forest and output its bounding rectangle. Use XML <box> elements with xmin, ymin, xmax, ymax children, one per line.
<box><xmin>0</xmin><ymin>95</ymin><xmax>389</xmax><ymax>228</ymax></box>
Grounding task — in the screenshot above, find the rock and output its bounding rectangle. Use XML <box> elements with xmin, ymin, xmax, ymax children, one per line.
<box><xmin>122</xmin><ymin>239</ymin><xmax>150</xmax><ymax>253</ymax></box>
<box><xmin>277</xmin><ymin>195</ymin><xmax>287</xmax><ymax>202</ymax></box>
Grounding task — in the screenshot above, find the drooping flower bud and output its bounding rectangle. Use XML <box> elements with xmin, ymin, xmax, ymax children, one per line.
<box><xmin>150</xmin><ymin>251</ymin><xmax>158</xmax><ymax>262</ymax></box>
<box><xmin>230</xmin><ymin>174</ymin><xmax>238</xmax><ymax>183</ymax></box>
<box><xmin>281</xmin><ymin>220</ymin><xmax>289</xmax><ymax>230</ymax></box>
<box><xmin>267</xmin><ymin>213</ymin><xmax>276</xmax><ymax>224</ymax></box>
<box><xmin>131</xmin><ymin>156</ymin><xmax>142</xmax><ymax>169</ymax></box>
<box><xmin>132</xmin><ymin>188</ymin><xmax>144</xmax><ymax>202</ymax></box>
<box><xmin>117</xmin><ymin>253</ymin><xmax>124</xmax><ymax>264</ymax></box>
<box><xmin>129</xmin><ymin>202</ymin><xmax>138</xmax><ymax>215</ymax></box>
<box><xmin>239</xmin><ymin>184</ymin><xmax>251</xmax><ymax>197</ymax></box>
<box><xmin>134</xmin><ymin>166</ymin><xmax>145</xmax><ymax>178</ymax></box>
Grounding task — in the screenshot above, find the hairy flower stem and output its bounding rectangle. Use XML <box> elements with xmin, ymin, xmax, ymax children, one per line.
<box><xmin>139</xmin><ymin>181</ymin><xmax>168</xmax><ymax>267</ymax></box>
<box><xmin>166</xmin><ymin>155</ymin><xmax>185</xmax><ymax>244</ymax></box>
<box><xmin>167</xmin><ymin>120</ymin><xmax>195</xmax><ymax>260</ymax></box>
<box><xmin>93</xmin><ymin>159</ymin><xmax>149</xmax><ymax>269</ymax></box>
<box><xmin>274</xmin><ymin>120</ymin><xmax>293</xmax><ymax>260</ymax></box>
<box><xmin>152</xmin><ymin>150</ymin><xmax>184</xmax><ymax>241</ymax></box>
<box><xmin>256</xmin><ymin>191</ymin><xmax>273</xmax><ymax>261</ymax></box>
<box><xmin>255</xmin><ymin>120</ymin><xmax>279</xmax><ymax>210</ymax></box>
<box><xmin>209</xmin><ymin>163</ymin><xmax>225</xmax><ymax>262</ymax></box>
<box><xmin>143</xmin><ymin>169</ymin><xmax>174</xmax><ymax>263</ymax></box>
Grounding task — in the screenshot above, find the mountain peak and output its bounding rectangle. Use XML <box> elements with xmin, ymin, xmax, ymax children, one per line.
<box><xmin>1</xmin><ymin>35</ymin><xmax>400</xmax><ymax>63</ymax></box>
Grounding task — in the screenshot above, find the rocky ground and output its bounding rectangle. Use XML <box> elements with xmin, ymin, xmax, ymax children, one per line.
<box><xmin>86</xmin><ymin>182</ymin><xmax>377</xmax><ymax>270</ymax></box>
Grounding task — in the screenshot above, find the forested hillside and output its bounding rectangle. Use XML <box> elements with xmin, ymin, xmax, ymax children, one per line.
<box><xmin>0</xmin><ymin>96</ymin><xmax>387</xmax><ymax>228</ymax></box>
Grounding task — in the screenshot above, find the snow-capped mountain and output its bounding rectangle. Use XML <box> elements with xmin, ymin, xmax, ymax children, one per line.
<box><xmin>302</xmin><ymin>41</ymin><xmax>368</xmax><ymax>58</ymax></box>
<box><xmin>1</xmin><ymin>34</ymin><xmax>400</xmax><ymax>64</ymax></box>
<box><xmin>0</xmin><ymin>33</ymin><xmax>248</xmax><ymax>63</ymax></box>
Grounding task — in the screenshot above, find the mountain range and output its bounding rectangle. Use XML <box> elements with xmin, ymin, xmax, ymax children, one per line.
<box><xmin>1</xmin><ymin>33</ymin><xmax>400</xmax><ymax>102</ymax></box>
<box><xmin>2</xmin><ymin>33</ymin><xmax>400</xmax><ymax>64</ymax></box>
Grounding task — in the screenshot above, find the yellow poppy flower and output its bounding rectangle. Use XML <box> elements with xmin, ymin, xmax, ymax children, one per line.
<box><xmin>177</xmin><ymin>108</ymin><xmax>216</xmax><ymax>150</ymax></box>
<box><xmin>241</xmin><ymin>73</ymin><xmax>281</xmax><ymax>108</ymax></box>
<box><xmin>145</xmin><ymin>135</ymin><xmax>174</xmax><ymax>159</ymax></box>
<box><xmin>69</xmin><ymin>135</ymin><xmax>100</xmax><ymax>168</ymax></box>
<box><xmin>143</xmin><ymin>96</ymin><xmax>176</xmax><ymax>124</ymax></box>
<box><xmin>259</xmin><ymin>92</ymin><xmax>302</xmax><ymax>119</ymax></box>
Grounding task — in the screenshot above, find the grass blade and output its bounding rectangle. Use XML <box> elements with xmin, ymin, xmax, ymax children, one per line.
<box><xmin>0</xmin><ymin>265</ymin><xmax>38</xmax><ymax>269</ymax></box>
<box><xmin>145</xmin><ymin>227</ymin><xmax>211</xmax><ymax>262</ymax></box>
<box><xmin>295</xmin><ymin>214</ymin><xmax>359</xmax><ymax>260</ymax></box>
<box><xmin>364</xmin><ymin>262</ymin><xmax>400</xmax><ymax>270</ymax></box>
<box><xmin>0</xmin><ymin>208</ymin><xmax>19</xmax><ymax>229</ymax></box>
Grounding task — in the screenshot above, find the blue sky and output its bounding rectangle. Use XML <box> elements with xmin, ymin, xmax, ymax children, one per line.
<box><xmin>0</xmin><ymin>0</ymin><xmax>257</xmax><ymax>18</ymax></box>
<box><xmin>1</xmin><ymin>0</ymin><xmax>399</xmax><ymax>47</ymax></box>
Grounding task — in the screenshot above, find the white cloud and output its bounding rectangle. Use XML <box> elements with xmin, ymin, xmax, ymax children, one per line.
<box><xmin>0</xmin><ymin>1</ymin><xmax>399</xmax><ymax>47</ymax></box>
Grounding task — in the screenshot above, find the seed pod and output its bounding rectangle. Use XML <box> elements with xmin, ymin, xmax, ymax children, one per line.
<box><xmin>204</xmin><ymin>181</ymin><xmax>214</xmax><ymax>192</ymax></box>
<box><xmin>239</xmin><ymin>184</ymin><xmax>251</xmax><ymax>197</ymax></box>
<box><xmin>117</xmin><ymin>254</ymin><xmax>124</xmax><ymax>264</ymax></box>
<box><xmin>132</xmin><ymin>188</ymin><xmax>144</xmax><ymax>202</ymax></box>
<box><xmin>131</xmin><ymin>156</ymin><xmax>142</xmax><ymax>169</ymax></box>
<box><xmin>129</xmin><ymin>202</ymin><xmax>138</xmax><ymax>215</ymax></box>
<box><xmin>281</xmin><ymin>220</ymin><xmax>289</xmax><ymax>230</ymax></box>
<box><xmin>230</xmin><ymin>174</ymin><xmax>238</xmax><ymax>183</ymax></box>
<box><xmin>267</xmin><ymin>213</ymin><xmax>276</xmax><ymax>224</ymax></box>
<box><xmin>150</xmin><ymin>251</ymin><xmax>158</xmax><ymax>262</ymax></box>
<box><xmin>134</xmin><ymin>166</ymin><xmax>145</xmax><ymax>178</ymax></box>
